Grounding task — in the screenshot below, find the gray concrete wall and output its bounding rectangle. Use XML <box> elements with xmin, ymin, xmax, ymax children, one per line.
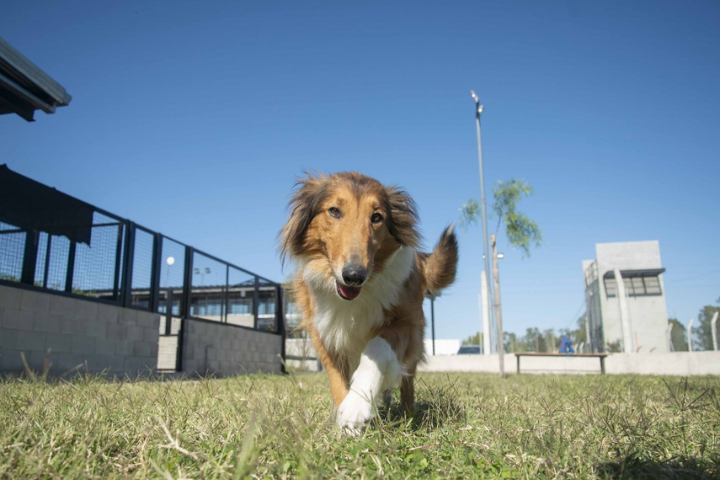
<box><xmin>0</xmin><ymin>284</ymin><xmax>159</xmax><ymax>376</ymax></box>
<box><xmin>285</xmin><ymin>337</ymin><xmax>321</xmax><ymax>372</ymax></box>
<box><xmin>419</xmin><ymin>352</ymin><xmax>720</xmax><ymax>376</ymax></box>
<box><xmin>181</xmin><ymin>319</ymin><xmax>282</xmax><ymax>375</ymax></box>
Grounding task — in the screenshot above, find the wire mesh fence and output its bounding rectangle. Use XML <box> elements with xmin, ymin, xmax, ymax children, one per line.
<box><xmin>71</xmin><ymin>213</ymin><xmax>124</xmax><ymax>298</ymax></box>
<box><xmin>0</xmin><ymin>202</ymin><xmax>284</xmax><ymax>335</ymax></box>
<box><xmin>1</xmin><ymin>166</ymin><xmax>286</xmax><ymax>374</ymax></box>
<box><xmin>0</xmin><ymin>222</ymin><xmax>25</xmax><ymax>282</ymax></box>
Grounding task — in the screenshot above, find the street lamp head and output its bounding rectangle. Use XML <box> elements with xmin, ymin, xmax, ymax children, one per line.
<box><xmin>166</xmin><ymin>256</ymin><xmax>175</xmax><ymax>266</ymax></box>
<box><xmin>470</xmin><ymin>90</ymin><xmax>478</xmax><ymax>103</ymax></box>
<box><xmin>477</xmin><ymin>104</ymin><xmax>484</xmax><ymax>115</ymax></box>
<box><xmin>497</xmin><ymin>253</ymin><xmax>504</xmax><ymax>259</ymax></box>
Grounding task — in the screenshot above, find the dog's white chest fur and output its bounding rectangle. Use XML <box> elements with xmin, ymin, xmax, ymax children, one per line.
<box><xmin>302</xmin><ymin>247</ymin><xmax>415</xmax><ymax>366</ymax></box>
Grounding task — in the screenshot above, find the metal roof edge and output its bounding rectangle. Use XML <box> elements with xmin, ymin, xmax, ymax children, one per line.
<box><xmin>0</xmin><ymin>36</ymin><xmax>71</xmax><ymax>106</ymax></box>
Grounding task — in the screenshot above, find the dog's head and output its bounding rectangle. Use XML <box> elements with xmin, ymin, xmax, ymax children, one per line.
<box><xmin>280</xmin><ymin>172</ymin><xmax>420</xmax><ymax>300</ymax></box>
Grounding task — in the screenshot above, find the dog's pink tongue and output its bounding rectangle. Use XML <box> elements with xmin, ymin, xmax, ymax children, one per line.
<box><xmin>338</xmin><ymin>283</ymin><xmax>362</xmax><ymax>300</ymax></box>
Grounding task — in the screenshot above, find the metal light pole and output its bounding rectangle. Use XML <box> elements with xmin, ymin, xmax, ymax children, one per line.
<box><xmin>712</xmin><ymin>312</ymin><xmax>718</xmax><ymax>351</ymax></box>
<box><xmin>471</xmin><ymin>90</ymin><xmax>496</xmax><ymax>360</ymax></box>
<box><xmin>687</xmin><ymin>318</ymin><xmax>695</xmax><ymax>352</ymax></box>
<box><xmin>430</xmin><ymin>294</ymin><xmax>436</xmax><ymax>356</ymax></box>
<box><xmin>491</xmin><ymin>233</ymin><xmax>505</xmax><ymax>378</ymax></box>
<box><xmin>165</xmin><ymin>256</ymin><xmax>175</xmax><ymax>335</ymax></box>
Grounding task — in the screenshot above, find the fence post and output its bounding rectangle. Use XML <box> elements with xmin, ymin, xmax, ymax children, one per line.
<box><xmin>252</xmin><ymin>277</ymin><xmax>260</xmax><ymax>330</ymax></box>
<box><xmin>113</xmin><ymin>221</ymin><xmax>123</xmax><ymax>305</ymax></box>
<box><xmin>20</xmin><ymin>229</ymin><xmax>38</xmax><ymax>285</ymax></box>
<box><xmin>119</xmin><ymin>221</ymin><xmax>134</xmax><ymax>307</ymax></box>
<box><xmin>276</xmin><ymin>285</ymin><xmax>287</xmax><ymax>373</ymax></box>
<box><xmin>42</xmin><ymin>234</ymin><xmax>51</xmax><ymax>288</ymax></box>
<box><xmin>175</xmin><ymin>246</ymin><xmax>194</xmax><ymax>372</ymax></box>
<box><xmin>149</xmin><ymin>232</ymin><xmax>162</xmax><ymax>313</ymax></box>
<box><xmin>64</xmin><ymin>240</ymin><xmax>76</xmax><ymax>293</ymax></box>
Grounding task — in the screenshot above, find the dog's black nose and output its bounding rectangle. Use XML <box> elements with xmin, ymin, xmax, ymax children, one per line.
<box><xmin>342</xmin><ymin>265</ymin><xmax>367</xmax><ymax>286</ymax></box>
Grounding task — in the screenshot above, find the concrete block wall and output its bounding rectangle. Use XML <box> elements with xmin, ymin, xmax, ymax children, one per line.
<box><xmin>181</xmin><ymin>318</ymin><xmax>282</xmax><ymax>375</ymax></box>
<box><xmin>285</xmin><ymin>337</ymin><xmax>321</xmax><ymax>372</ymax></box>
<box><xmin>0</xmin><ymin>284</ymin><xmax>160</xmax><ymax>377</ymax></box>
<box><xmin>420</xmin><ymin>351</ymin><xmax>720</xmax><ymax>376</ymax></box>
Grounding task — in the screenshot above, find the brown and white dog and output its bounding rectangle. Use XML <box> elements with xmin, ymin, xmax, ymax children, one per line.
<box><xmin>280</xmin><ymin>172</ymin><xmax>458</xmax><ymax>431</ymax></box>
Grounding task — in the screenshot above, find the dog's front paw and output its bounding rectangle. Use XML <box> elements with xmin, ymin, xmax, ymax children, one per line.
<box><xmin>336</xmin><ymin>390</ymin><xmax>374</xmax><ymax>434</ymax></box>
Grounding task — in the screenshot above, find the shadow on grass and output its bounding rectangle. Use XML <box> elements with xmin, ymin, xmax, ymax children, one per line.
<box><xmin>378</xmin><ymin>376</ymin><xmax>467</xmax><ymax>431</ymax></box>
<box><xmin>597</xmin><ymin>455</ymin><xmax>719</xmax><ymax>480</ymax></box>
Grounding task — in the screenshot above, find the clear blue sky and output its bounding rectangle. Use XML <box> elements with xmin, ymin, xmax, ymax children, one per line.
<box><xmin>3</xmin><ymin>1</ymin><xmax>719</xmax><ymax>341</ymax></box>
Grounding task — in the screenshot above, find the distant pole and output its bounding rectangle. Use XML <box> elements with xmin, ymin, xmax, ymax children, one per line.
<box><xmin>481</xmin><ymin>271</ymin><xmax>491</xmax><ymax>356</ymax></box>
<box><xmin>165</xmin><ymin>256</ymin><xmax>175</xmax><ymax>335</ymax></box>
<box><xmin>712</xmin><ymin>312</ymin><xmax>718</xmax><ymax>352</ymax></box>
<box><xmin>687</xmin><ymin>318</ymin><xmax>695</xmax><ymax>352</ymax></box>
<box><xmin>430</xmin><ymin>295</ymin><xmax>436</xmax><ymax>356</ymax></box>
<box><xmin>491</xmin><ymin>233</ymin><xmax>505</xmax><ymax>378</ymax></box>
<box><xmin>667</xmin><ymin>322</ymin><xmax>674</xmax><ymax>352</ymax></box>
<box><xmin>471</xmin><ymin>90</ymin><xmax>494</xmax><ymax>355</ymax></box>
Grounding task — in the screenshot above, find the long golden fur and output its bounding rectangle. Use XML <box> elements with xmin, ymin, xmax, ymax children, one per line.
<box><xmin>280</xmin><ymin>172</ymin><xmax>458</xmax><ymax>430</ymax></box>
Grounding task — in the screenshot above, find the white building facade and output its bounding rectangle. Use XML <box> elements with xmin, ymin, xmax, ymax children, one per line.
<box><xmin>583</xmin><ymin>241</ymin><xmax>669</xmax><ymax>353</ymax></box>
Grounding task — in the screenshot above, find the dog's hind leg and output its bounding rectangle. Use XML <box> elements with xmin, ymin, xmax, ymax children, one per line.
<box><xmin>400</xmin><ymin>369</ymin><xmax>415</xmax><ymax>412</ymax></box>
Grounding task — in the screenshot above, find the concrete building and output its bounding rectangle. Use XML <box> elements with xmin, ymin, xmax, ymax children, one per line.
<box><xmin>583</xmin><ymin>241</ymin><xmax>669</xmax><ymax>354</ymax></box>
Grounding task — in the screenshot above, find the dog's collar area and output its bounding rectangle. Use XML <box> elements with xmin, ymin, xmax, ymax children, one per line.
<box><xmin>336</xmin><ymin>280</ymin><xmax>362</xmax><ymax>300</ymax></box>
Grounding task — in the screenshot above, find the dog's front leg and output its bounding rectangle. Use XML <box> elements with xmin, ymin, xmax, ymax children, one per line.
<box><xmin>336</xmin><ymin>337</ymin><xmax>402</xmax><ymax>432</ymax></box>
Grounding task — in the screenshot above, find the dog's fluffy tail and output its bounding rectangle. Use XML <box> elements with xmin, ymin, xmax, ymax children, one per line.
<box><xmin>422</xmin><ymin>224</ymin><xmax>458</xmax><ymax>297</ymax></box>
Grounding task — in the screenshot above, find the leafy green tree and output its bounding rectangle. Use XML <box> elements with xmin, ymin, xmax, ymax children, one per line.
<box><xmin>460</xmin><ymin>178</ymin><xmax>542</xmax><ymax>256</ymax></box>
<box><xmin>460</xmin><ymin>179</ymin><xmax>542</xmax><ymax>377</ymax></box>
<box><xmin>491</xmin><ymin>179</ymin><xmax>542</xmax><ymax>257</ymax></box>
<box><xmin>504</xmin><ymin>331</ymin><xmax>518</xmax><ymax>352</ymax></box>
<box><xmin>543</xmin><ymin>328</ymin><xmax>556</xmax><ymax>352</ymax></box>
<box><xmin>668</xmin><ymin>318</ymin><xmax>687</xmax><ymax>351</ymax></box>
<box><xmin>695</xmin><ymin>299</ymin><xmax>720</xmax><ymax>351</ymax></box>
<box><xmin>462</xmin><ymin>332</ymin><xmax>482</xmax><ymax>346</ymax></box>
<box><xmin>523</xmin><ymin>327</ymin><xmax>542</xmax><ymax>352</ymax></box>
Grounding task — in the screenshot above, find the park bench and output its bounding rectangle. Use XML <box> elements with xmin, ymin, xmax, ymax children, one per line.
<box><xmin>514</xmin><ymin>352</ymin><xmax>609</xmax><ymax>375</ymax></box>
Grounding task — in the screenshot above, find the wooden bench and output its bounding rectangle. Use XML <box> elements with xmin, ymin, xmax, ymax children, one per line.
<box><xmin>514</xmin><ymin>352</ymin><xmax>609</xmax><ymax>374</ymax></box>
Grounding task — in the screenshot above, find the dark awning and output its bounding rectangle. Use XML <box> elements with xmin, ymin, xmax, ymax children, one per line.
<box><xmin>0</xmin><ymin>37</ymin><xmax>72</xmax><ymax>121</ymax></box>
<box><xmin>0</xmin><ymin>165</ymin><xmax>94</xmax><ymax>244</ymax></box>
<box><xmin>603</xmin><ymin>268</ymin><xmax>666</xmax><ymax>279</ymax></box>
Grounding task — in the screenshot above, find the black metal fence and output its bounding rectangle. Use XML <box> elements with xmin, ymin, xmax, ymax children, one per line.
<box><xmin>0</xmin><ymin>193</ymin><xmax>286</xmax><ymax>371</ymax></box>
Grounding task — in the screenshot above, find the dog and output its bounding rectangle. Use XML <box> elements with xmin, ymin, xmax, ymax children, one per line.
<box><xmin>280</xmin><ymin>172</ymin><xmax>458</xmax><ymax>431</ymax></box>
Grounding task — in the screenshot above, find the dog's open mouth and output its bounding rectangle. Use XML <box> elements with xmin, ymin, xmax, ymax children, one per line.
<box><xmin>336</xmin><ymin>281</ymin><xmax>362</xmax><ymax>300</ymax></box>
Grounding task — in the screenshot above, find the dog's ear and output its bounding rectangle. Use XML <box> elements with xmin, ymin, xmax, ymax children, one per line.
<box><xmin>386</xmin><ymin>186</ymin><xmax>420</xmax><ymax>248</ymax></box>
<box><xmin>280</xmin><ymin>172</ymin><xmax>328</xmax><ymax>265</ymax></box>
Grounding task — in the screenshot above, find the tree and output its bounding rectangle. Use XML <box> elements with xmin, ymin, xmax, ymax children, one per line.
<box><xmin>463</xmin><ymin>332</ymin><xmax>482</xmax><ymax>346</ymax></box>
<box><xmin>460</xmin><ymin>178</ymin><xmax>542</xmax><ymax>256</ymax></box>
<box><xmin>460</xmin><ymin>178</ymin><xmax>542</xmax><ymax>376</ymax></box>
<box><xmin>504</xmin><ymin>331</ymin><xmax>518</xmax><ymax>353</ymax></box>
<box><xmin>523</xmin><ymin>327</ymin><xmax>542</xmax><ymax>352</ymax></box>
<box><xmin>668</xmin><ymin>318</ymin><xmax>688</xmax><ymax>351</ymax></box>
<box><xmin>491</xmin><ymin>179</ymin><xmax>542</xmax><ymax>257</ymax></box>
<box><xmin>694</xmin><ymin>298</ymin><xmax>720</xmax><ymax>351</ymax></box>
<box><xmin>543</xmin><ymin>328</ymin><xmax>556</xmax><ymax>352</ymax></box>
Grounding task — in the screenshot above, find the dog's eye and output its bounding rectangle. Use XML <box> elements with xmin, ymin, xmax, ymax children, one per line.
<box><xmin>371</xmin><ymin>213</ymin><xmax>383</xmax><ymax>224</ymax></box>
<box><xmin>328</xmin><ymin>207</ymin><xmax>341</xmax><ymax>218</ymax></box>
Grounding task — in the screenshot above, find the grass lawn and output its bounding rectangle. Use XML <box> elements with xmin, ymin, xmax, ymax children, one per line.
<box><xmin>1</xmin><ymin>371</ymin><xmax>718</xmax><ymax>479</ymax></box>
